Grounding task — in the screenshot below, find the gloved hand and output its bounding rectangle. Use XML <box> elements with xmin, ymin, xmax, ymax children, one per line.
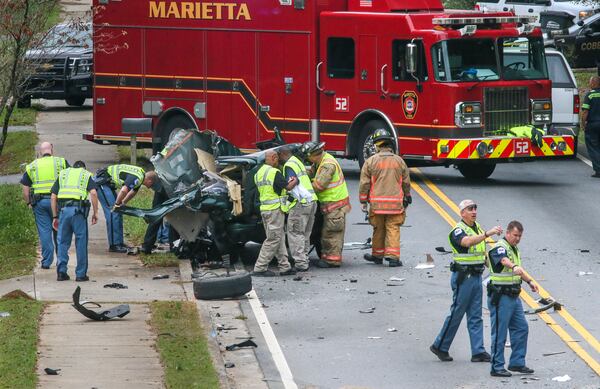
<box><xmin>403</xmin><ymin>195</ymin><xmax>412</xmax><ymax>208</ymax></box>
<box><xmin>361</xmin><ymin>203</ymin><xmax>368</xmax><ymax>213</ymax></box>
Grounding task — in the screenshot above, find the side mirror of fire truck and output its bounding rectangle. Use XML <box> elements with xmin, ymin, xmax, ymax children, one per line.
<box><xmin>405</xmin><ymin>43</ymin><xmax>423</xmax><ymax>92</ymax></box>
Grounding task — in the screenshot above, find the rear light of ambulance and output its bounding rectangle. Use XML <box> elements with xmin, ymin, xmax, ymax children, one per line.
<box><xmin>574</xmin><ymin>95</ymin><xmax>580</xmax><ymax>114</ymax></box>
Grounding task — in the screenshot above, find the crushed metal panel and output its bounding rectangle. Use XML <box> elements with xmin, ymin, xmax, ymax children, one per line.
<box><xmin>165</xmin><ymin>207</ymin><xmax>210</xmax><ymax>242</ymax></box>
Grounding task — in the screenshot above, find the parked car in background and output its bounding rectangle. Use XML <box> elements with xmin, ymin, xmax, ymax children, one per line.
<box><xmin>476</xmin><ymin>0</ymin><xmax>599</xmax><ymax>26</ymax></box>
<box><xmin>19</xmin><ymin>23</ymin><xmax>93</xmax><ymax>108</ymax></box>
<box><xmin>546</xmin><ymin>13</ymin><xmax>600</xmax><ymax>69</ymax></box>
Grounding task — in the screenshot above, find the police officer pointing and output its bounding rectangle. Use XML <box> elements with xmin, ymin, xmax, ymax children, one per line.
<box><xmin>21</xmin><ymin>142</ymin><xmax>68</xmax><ymax>269</ymax></box>
<box><xmin>431</xmin><ymin>199</ymin><xmax>501</xmax><ymax>362</ymax></box>
<box><xmin>487</xmin><ymin>221</ymin><xmax>537</xmax><ymax>377</ymax></box>
<box><xmin>51</xmin><ymin>161</ymin><xmax>99</xmax><ymax>281</ymax></box>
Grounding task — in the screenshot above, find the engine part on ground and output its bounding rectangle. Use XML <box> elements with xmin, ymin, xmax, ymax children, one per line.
<box><xmin>71</xmin><ymin>286</ymin><xmax>130</xmax><ymax>321</ymax></box>
<box><xmin>225</xmin><ymin>338</ymin><xmax>258</xmax><ymax>351</ymax></box>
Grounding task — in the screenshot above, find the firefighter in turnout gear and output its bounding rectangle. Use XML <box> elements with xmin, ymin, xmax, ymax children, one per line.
<box><xmin>487</xmin><ymin>221</ymin><xmax>537</xmax><ymax>378</ymax></box>
<box><xmin>252</xmin><ymin>149</ymin><xmax>297</xmax><ymax>277</ymax></box>
<box><xmin>278</xmin><ymin>146</ymin><xmax>317</xmax><ymax>272</ymax></box>
<box><xmin>94</xmin><ymin>164</ymin><xmax>158</xmax><ymax>253</ymax></box>
<box><xmin>50</xmin><ymin>161</ymin><xmax>99</xmax><ymax>282</ymax></box>
<box><xmin>359</xmin><ymin>129</ymin><xmax>411</xmax><ymax>267</ymax></box>
<box><xmin>20</xmin><ymin>142</ymin><xmax>68</xmax><ymax>269</ymax></box>
<box><xmin>302</xmin><ymin>141</ymin><xmax>350</xmax><ymax>268</ymax></box>
<box><xmin>431</xmin><ymin>199</ymin><xmax>502</xmax><ymax>363</ymax></box>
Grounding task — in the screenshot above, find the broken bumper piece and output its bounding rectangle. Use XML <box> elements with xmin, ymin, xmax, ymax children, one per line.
<box><xmin>71</xmin><ymin>286</ymin><xmax>130</xmax><ymax>321</ymax></box>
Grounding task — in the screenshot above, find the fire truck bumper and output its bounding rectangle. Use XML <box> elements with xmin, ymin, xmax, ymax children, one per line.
<box><xmin>436</xmin><ymin>135</ymin><xmax>575</xmax><ymax>161</ymax></box>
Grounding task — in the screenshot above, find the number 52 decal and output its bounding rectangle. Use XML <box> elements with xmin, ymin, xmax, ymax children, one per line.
<box><xmin>334</xmin><ymin>97</ymin><xmax>349</xmax><ymax>112</ymax></box>
<box><xmin>515</xmin><ymin>140</ymin><xmax>530</xmax><ymax>156</ymax></box>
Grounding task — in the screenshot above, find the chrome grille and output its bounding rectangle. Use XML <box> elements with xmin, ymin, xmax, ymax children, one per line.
<box><xmin>483</xmin><ymin>87</ymin><xmax>528</xmax><ymax>134</ymax></box>
<box><xmin>34</xmin><ymin>58</ymin><xmax>68</xmax><ymax>76</ymax></box>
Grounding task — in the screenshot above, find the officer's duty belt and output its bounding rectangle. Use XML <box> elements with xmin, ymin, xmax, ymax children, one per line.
<box><xmin>450</xmin><ymin>262</ymin><xmax>484</xmax><ymax>275</ymax></box>
<box><xmin>487</xmin><ymin>283</ymin><xmax>521</xmax><ymax>298</ymax></box>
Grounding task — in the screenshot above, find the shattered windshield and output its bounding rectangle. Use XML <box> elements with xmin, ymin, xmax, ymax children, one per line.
<box><xmin>431</xmin><ymin>37</ymin><xmax>548</xmax><ymax>82</ymax></box>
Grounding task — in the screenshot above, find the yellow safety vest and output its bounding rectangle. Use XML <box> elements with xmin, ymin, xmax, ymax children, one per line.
<box><xmin>314</xmin><ymin>152</ymin><xmax>349</xmax><ymax>203</ymax></box>
<box><xmin>26</xmin><ymin>156</ymin><xmax>67</xmax><ymax>194</ymax></box>
<box><xmin>254</xmin><ymin>164</ymin><xmax>286</xmax><ymax>212</ymax></box>
<box><xmin>449</xmin><ymin>221</ymin><xmax>486</xmax><ymax>265</ymax></box>
<box><xmin>57</xmin><ymin>168</ymin><xmax>92</xmax><ymax>200</ymax></box>
<box><xmin>107</xmin><ymin>164</ymin><xmax>145</xmax><ymax>189</ymax></box>
<box><xmin>489</xmin><ymin>239</ymin><xmax>522</xmax><ymax>286</ymax></box>
<box><xmin>283</xmin><ymin>155</ymin><xmax>315</xmax><ymax>209</ymax></box>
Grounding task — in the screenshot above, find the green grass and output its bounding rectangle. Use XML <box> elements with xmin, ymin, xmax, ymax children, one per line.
<box><xmin>0</xmin><ymin>106</ymin><xmax>39</xmax><ymax>127</ymax></box>
<box><xmin>150</xmin><ymin>301</ymin><xmax>220</xmax><ymax>389</ymax></box>
<box><xmin>0</xmin><ymin>185</ymin><xmax>37</xmax><ymax>280</ymax></box>
<box><xmin>117</xmin><ymin>145</ymin><xmax>154</xmax><ymax>171</ymax></box>
<box><xmin>123</xmin><ymin>186</ymin><xmax>178</xmax><ymax>267</ymax></box>
<box><xmin>46</xmin><ymin>3</ymin><xmax>62</xmax><ymax>28</ymax></box>
<box><xmin>573</xmin><ymin>69</ymin><xmax>595</xmax><ymax>94</ymax></box>
<box><xmin>0</xmin><ymin>131</ymin><xmax>38</xmax><ymax>175</ymax></box>
<box><xmin>0</xmin><ymin>293</ymin><xmax>44</xmax><ymax>389</ymax></box>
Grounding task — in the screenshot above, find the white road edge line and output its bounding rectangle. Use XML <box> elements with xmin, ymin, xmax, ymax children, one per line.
<box><xmin>247</xmin><ymin>289</ymin><xmax>298</xmax><ymax>389</ymax></box>
<box><xmin>578</xmin><ymin>153</ymin><xmax>593</xmax><ymax>168</ymax></box>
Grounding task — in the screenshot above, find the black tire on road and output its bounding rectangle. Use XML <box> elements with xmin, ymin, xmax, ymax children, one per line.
<box><xmin>358</xmin><ymin>119</ymin><xmax>387</xmax><ymax>168</ymax></box>
<box><xmin>457</xmin><ymin>163</ymin><xmax>496</xmax><ymax>180</ymax></box>
<box><xmin>193</xmin><ymin>271</ymin><xmax>252</xmax><ymax>300</ymax></box>
<box><xmin>65</xmin><ymin>97</ymin><xmax>86</xmax><ymax>106</ymax></box>
<box><xmin>17</xmin><ymin>96</ymin><xmax>31</xmax><ymax>109</ymax></box>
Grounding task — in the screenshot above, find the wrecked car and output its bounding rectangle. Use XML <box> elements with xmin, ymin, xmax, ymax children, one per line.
<box><xmin>117</xmin><ymin>129</ymin><xmax>321</xmax><ymax>274</ymax></box>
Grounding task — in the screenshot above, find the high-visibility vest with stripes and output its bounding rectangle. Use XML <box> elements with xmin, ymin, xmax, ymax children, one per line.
<box><xmin>107</xmin><ymin>164</ymin><xmax>145</xmax><ymax>189</ymax></box>
<box><xmin>254</xmin><ymin>164</ymin><xmax>286</xmax><ymax>212</ymax></box>
<box><xmin>489</xmin><ymin>239</ymin><xmax>522</xmax><ymax>286</ymax></box>
<box><xmin>449</xmin><ymin>221</ymin><xmax>486</xmax><ymax>265</ymax></box>
<box><xmin>57</xmin><ymin>168</ymin><xmax>92</xmax><ymax>200</ymax></box>
<box><xmin>26</xmin><ymin>156</ymin><xmax>67</xmax><ymax>194</ymax></box>
<box><xmin>283</xmin><ymin>155</ymin><xmax>315</xmax><ymax>209</ymax></box>
<box><xmin>314</xmin><ymin>153</ymin><xmax>349</xmax><ymax>203</ymax></box>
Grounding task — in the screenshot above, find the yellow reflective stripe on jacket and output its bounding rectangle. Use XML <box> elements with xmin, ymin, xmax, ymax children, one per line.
<box><xmin>254</xmin><ymin>164</ymin><xmax>286</xmax><ymax>212</ymax></box>
<box><xmin>489</xmin><ymin>239</ymin><xmax>522</xmax><ymax>285</ymax></box>
<box><xmin>315</xmin><ymin>152</ymin><xmax>349</xmax><ymax>203</ymax></box>
<box><xmin>284</xmin><ymin>155</ymin><xmax>315</xmax><ymax>209</ymax></box>
<box><xmin>26</xmin><ymin>156</ymin><xmax>66</xmax><ymax>194</ymax></box>
<box><xmin>107</xmin><ymin>164</ymin><xmax>145</xmax><ymax>188</ymax></box>
<box><xmin>57</xmin><ymin>168</ymin><xmax>92</xmax><ymax>200</ymax></box>
<box><xmin>449</xmin><ymin>221</ymin><xmax>486</xmax><ymax>265</ymax></box>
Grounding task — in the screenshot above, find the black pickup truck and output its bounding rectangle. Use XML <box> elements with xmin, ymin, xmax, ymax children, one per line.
<box><xmin>19</xmin><ymin>23</ymin><xmax>93</xmax><ymax>108</ymax></box>
<box><xmin>546</xmin><ymin>13</ymin><xmax>600</xmax><ymax>69</ymax></box>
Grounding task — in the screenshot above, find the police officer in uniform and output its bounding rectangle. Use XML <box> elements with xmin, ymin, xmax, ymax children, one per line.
<box><xmin>359</xmin><ymin>129</ymin><xmax>411</xmax><ymax>267</ymax></box>
<box><xmin>487</xmin><ymin>221</ymin><xmax>537</xmax><ymax>377</ymax></box>
<box><xmin>252</xmin><ymin>150</ymin><xmax>297</xmax><ymax>277</ymax></box>
<box><xmin>431</xmin><ymin>199</ymin><xmax>502</xmax><ymax>362</ymax></box>
<box><xmin>301</xmin><ymin>141</ymin><xmax>351</xmax><ymax>268</ymax></box>
<box><xmin>94</xmin><ymin>164</ymin><xmax>157</xmax><ymax>253</ymax></box>
<box><xmin>582</xmin><ymin>76</ymin><xmax>600</xmax><ymax>177</ymax></box>
<box><xmin>20</xmin><ymin>142</ymin><xmax>68</xmax><ymax>269</ymax></box>
<box><xmin>278</xmin><ymin>146</ymin><xmax>317</xmax><ymax>272</ymax></box>
<box><xmin>50</xmin><ymin>161</ymin><xmax>99</xmax><ymax>281</ymax></box>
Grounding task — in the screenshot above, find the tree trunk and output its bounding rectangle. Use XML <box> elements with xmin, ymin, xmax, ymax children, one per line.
<box><xmin>0</xmin><ymin>100</ymin><xmax>16</xmax><ymax>156</ymax></box>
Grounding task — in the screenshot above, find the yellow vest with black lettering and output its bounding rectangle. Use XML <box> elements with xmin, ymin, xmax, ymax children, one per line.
<box><xmin>107</xmin><ymin>164</ymin><xmax>145</xmax><ymax>189</ymax></box>
<box><xmin>26</xmin><ymin>156</ymin><xmax>67</xmax><ymax>194</ymax></box>
<box><xmin>489</xmin><ymin>239</ymin><xmax>522</xmax><ymax>286</ymax></box>
<box><xmin>315</xmin><ymin>152</ymin><xmax>349</xmax><ymax>203</ymax></box>
<box><xmin>57</xmin><ymin>168</ymin><xmax>92</xmax><ymax>200</ymax></box>
<box><xmin>254</xmin><ymin>164</ymin><xmax>286</xmax><ymax>212</ymax></box>
<box><xmin>449</xmin><ymin>221</ymin><xmax>486</xmax><ymax>265</ymax></box>
<box><xmin>283</xmin><ymin>155</ymin><xmax>315</xmax><ymax>209</ymax></box>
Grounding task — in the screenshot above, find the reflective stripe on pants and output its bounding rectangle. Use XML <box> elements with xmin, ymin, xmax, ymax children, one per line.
<box><xmin>369</xmin><ymin>212</ymin><xmax>405</xmax><ymax>259</ymax></box>
<box><xmin>321</xmin><ymin>207</ymin><xmax>346</xmax><ymax>264</ymax></box>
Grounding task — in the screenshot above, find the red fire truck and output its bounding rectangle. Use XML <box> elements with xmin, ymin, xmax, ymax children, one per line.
<box><xmin>89</xmin><ymin>0</ymin><xmax>576</xmax><ymax>179</ymax></box>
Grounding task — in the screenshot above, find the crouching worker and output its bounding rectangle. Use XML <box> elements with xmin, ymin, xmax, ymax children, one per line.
<box><xmin>51</xmin><ymin>161</ymin><xmax>98</xmax><ymax>281</ymax></box>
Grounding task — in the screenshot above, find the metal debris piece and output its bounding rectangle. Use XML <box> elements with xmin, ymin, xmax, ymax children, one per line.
<box><xmin>389</xmin><ymin>277</ymin><xmax>405</xmax><ymax>282</ymax></box>
<box><xmin>415</xmin><ymin>263</ymin><xmax>435</xmax><ymax>269</ymax></box>
<box><xmin>367</xmin><ymin>291</ymin><xmax>377</xmax><ymax>294</ymax></box>
<box><xmin>153</xmin><ymin>274</ymin><xmax>170</xmax><ymax>280</ymax></box>
<box><xmin>350</xmin><ymin>279</ymin><xmax>358</xmax><ymax>283</ymax></box>
<box><xmin>524</xmin><ymin>297</ymin><xmax>562</xmax><ymax>315</ymax></box>
<box><xmin>343</xmin><ymin>238</ymin><xmax>372</xmax><ymax>250</ymax></box>
<box><xmin>224</xmin><ymin>362</ymin><xmax>235</xmax><ymax>368</ymax></box>
<box><xmin>103</xmin><ymin>283</ymin><xmax>128</xmax><ymax>289</ymax></box>
<box><xmin>551</xmin><ymin>375</ymin><xmax>571</xmax><ymax>382</ymax></box>
<box><xmin>387</xmin><ymin>328</ymin><xmax>397</xmax><ymax>332</ymax></box>
<box><xmin>44</xmin><ymin>368</ymin><xmax>60</xmax><ymax>375</ymax></box>
<box><xmin>580</xmin><ymin>249</ymin><xmax>590</xmax><ymax>253</ymax></box>
<box><xmin>577</xmin><ymin>271</ymin><xmax>593</xmax><ymax>276</ymax></box>
<box><xmin>292</xmin><ymin>276</ymin><xmax>302</xmax><ymax>281</ymax></box>
<box><xmin>435</xmin><ymin>247</ymin><xmax>452</xmax><ymax>254</ymax></box>
<box><xmin>71</xmin><ymin>286</ymin><xmax>130</xmax><ymax>321</ymax></box>
<box><xmin>542</xmin><ymin>351</ymin><xmax>566</xmax><ymax>357</ymax></box>
<box><xmin>225</xmin><ymin>339</ymin><xmax>258</xmax><ymax>351</ymax></box>
<box><xmin>426</xmin><ymin>254</ymin><xmax>434</xmax><ymax>263</ymax></box>
<box><xmin>367</xmin><ymin>336</ymin><xmax>382</xmax><ymax>339</ymax></box>
<box><xmin>359</xmin><ymin>307</ymin><xmax>376</xmax><ymax>314</ymax></box>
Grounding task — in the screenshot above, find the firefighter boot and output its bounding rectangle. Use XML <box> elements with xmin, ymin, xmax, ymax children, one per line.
<box><xmin>363</xmin><ymin>253</ymin><xmax>383</xmax><ymax>264</ymax></box>
<box><xmin>386</xmin><ymin>257</ymin><xmax>403</xmax><ymax>267</ymax></box>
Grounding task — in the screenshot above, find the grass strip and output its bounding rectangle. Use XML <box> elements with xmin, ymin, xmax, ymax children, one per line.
<box><xmin>0</xmin><ymin>185</ymin><xmax>37</xmax><ymax>280</ymax></box>
<box><xmin>0</xmin><ymin>106</ymin><xmax>39</xmax><ymax>127</ymax></box>
<box><xmin>150</xmin><ymin>301</ymin><xmax>220</xmax><ymax>389</ymax></box>
<box><xmin>0</xmin><ymin>292</ymin><xmax>44</xmax><ymax>389</ymax></box>
<box><xmin>0</xmin><ymin>131</ymin><xmax>38</xmax><ymax>175</ymax></box>
<box><xmin>117</xmin><ymin>145</ymin><xmax>154</xmax><ymax>170</ymax></box>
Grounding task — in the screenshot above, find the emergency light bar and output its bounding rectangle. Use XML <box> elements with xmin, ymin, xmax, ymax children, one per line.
<box><xmin>432</xmin><ymin>16</ymin><xmax>537</xmax><ymax>26</ymax></box>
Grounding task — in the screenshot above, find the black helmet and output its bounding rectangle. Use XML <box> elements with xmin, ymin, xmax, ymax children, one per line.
<box><xmin>372</xmin><ymin>129</ymin><xmax>394</xmax><ymax>145</ymax></box>
<box><xmin>300</xmin><ymin>141</ymin><xmax>325</xmax><ymax>157</ymax></box>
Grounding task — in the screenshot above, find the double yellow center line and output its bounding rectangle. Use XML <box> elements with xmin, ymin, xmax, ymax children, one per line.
<box><xmin>409</xmin><ymin>168</ymin><xmax>600</xmax><ymax>375</ymax></box>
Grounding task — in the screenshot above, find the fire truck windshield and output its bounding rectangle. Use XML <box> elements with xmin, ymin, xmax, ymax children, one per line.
<box><xmin>431</xmin><ymin>37</ymin><xmax>548</xmax><ymax>83</ymax></box>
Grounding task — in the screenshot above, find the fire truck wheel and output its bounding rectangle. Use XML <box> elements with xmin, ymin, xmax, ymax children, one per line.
<box><xmin>457</xmin><ymin>163</ymin><xmax>496</xmax><ymax>180</ymax></box>
<box><xmin>65</xmin><ymin>97</ymin><xmax>86</xmax><ymax>106</ymax></box>
<box><xmin>358</xmin><ymin>119</ymin><xmax>388</xmax><ymax>167</ymax></box>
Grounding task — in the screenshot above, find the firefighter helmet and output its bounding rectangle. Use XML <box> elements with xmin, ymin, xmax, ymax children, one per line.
<box><xmin>372</xmin><ymin>129</ymin><xmax>394</xmax><ymax>145</ymax></box>
<box><xmin>300</xmin><ymin>141</ymin><xmax>326</xmax><ymax>157</ymax></box>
